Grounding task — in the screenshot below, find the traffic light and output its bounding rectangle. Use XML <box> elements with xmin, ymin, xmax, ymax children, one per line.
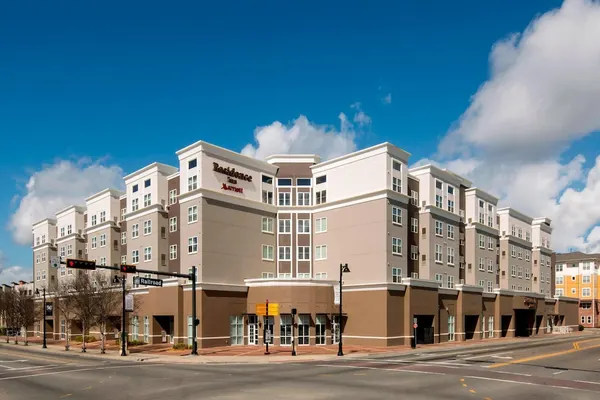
<box><xmin>120</xmin><ymin>264</ymin><xmax>137</xmax><ymax>274</ymax></box>
<box><xmin>66</xmin><ymin>258</ymin><xmax>96</xmax><ymax>270</ymax></box>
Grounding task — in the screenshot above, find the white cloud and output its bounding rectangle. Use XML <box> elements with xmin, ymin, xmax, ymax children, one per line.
<box><xmin>8</xmin><ymin>158</ymin><xmax>124</xmax><ymax>245</ymax></box>
<box><xmin>429</xmin><ymin>0</ymin><xmax>600</xmax><ymax>253</ymax></box>
<box><xmin>241</xmin><ymin>104</ymin><xmax>371</xmax><ymax>161</ymax></box>
<box><xmin>383</xmin><ymin>93</ymin><xmax>392</xmax><ymax>104</ymax></box>
<box><xmin>0</xmin><ymin>251</ymin><xmax>31</xmax><ymax>284</ymax></box>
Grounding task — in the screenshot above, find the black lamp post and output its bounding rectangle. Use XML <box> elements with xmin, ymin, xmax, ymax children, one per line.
<box><xmin>112</xmin><ymin>274</ymin><xmax>127</xmax><ymax>356</ymax></box>
<box><xmin>338</xmin><ymin>263</ymin><xmax>350</xmax><ymax>357</ymax></box>
<box><xmin>35</xmin><ymin>288</ymin><xmax>47</xmax><ymax>349</ymax></box>
<box><xmin>291</xmin><ymin>308</ymin><xmax>297</xmax><ymax>356</ymax></box>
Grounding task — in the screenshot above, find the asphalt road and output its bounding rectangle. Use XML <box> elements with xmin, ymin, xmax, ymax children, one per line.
<box><xmin>0</xmin><ymin>336</ymin><xmax>599</xmax><ymax>399</ymax></box>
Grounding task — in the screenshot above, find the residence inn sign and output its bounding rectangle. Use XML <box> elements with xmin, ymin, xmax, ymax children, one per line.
<box><xmin>213</xmin><ymin>162</ymin><xmax>252</xmax><ymax>194</ymax></box>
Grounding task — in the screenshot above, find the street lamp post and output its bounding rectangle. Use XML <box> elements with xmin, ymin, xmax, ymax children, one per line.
<box><xmin>112</xmin><ymin>275</ymin><xmax>127</xmax><ymax>356</ymax></box>
<box><xmin>338</xmin><ymin>263</ymin><xmax>350</xmax><ymax>357</ymax></box>
<box><xmin>35</xmin><ymin>288</ymin><xmax>47</xmax><ymax>349</ymax></box>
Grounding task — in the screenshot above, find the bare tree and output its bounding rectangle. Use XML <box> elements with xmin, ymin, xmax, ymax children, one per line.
<box><xmin>69</xmin><ymin>272</ymin><xmax>96</xmax><ymax>352</ymax></box>
<box><xmin>92</xmin><ymin>273</ymin><xmax>122</xmax><ymax>354</ymax></box>
<box><xmin>15</xmin><ymin>288</ymin><xmax>37</xmax><ymax>345</ymax></box>
<box><xmin>3</xmin><ymin>291</ymin><xmax>19</xmax><ymax>344</ymax></box>
<box><xmin>50</xmin><ymin>278</ymin><xmax>78</xmax><ymax>350</ymax></box>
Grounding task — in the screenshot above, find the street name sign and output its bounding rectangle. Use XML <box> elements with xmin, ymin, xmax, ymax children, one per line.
<box><xmin>134</xmin><ymin>277</ymin><xmax>163</xmax><ymax>287</ymax></box>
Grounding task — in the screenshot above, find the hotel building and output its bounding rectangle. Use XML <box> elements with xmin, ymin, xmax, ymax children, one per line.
<box><xmin>30</xmin><ymin>140</ymin><xmax>578</xmax><ymax>348</ymax></box>
<box><xmin>554</xmin><ymin>251</ymin><xmax>600</xmax><ymax>328</ymax></box>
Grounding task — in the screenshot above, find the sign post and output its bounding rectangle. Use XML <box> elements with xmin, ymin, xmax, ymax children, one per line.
<box><xmin>412</xmin><ymin>317</ymin><xmax>418</xmax><ymax>349</ymax></box>
<box><xmin>264</xmin><ymin>299</ymin><xmax>270</xmax><ymax>355</ymax></box>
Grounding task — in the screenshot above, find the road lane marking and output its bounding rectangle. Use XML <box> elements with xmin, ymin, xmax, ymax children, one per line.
<box><xmin>494</xmin><ymin>371</ymin><xmax>531</xmax><ymax>377</ymax></box>
<box><xmin>553</xmin><ymin>370</ymin><xmax>567</xmax><ymax>375</ymax></box>
<box><xmin>491</xmin><ymin>356</ymin><xmax>512</xmax><ymax>359</ymax></box>
<box><xmin>59</xmin><ymin>394</ymin><xmax>72</xmax><ymax>398</ymax></box>
<box><xmin>487</xmin><ymin>342</ymin><xmax>600</xmax><ymax>369</ymax></box>
<box><xmin>314</xmin><ymin>364</ymin><xmax>445</xmax><ymax>375</ymax></box>
<box><xmin>459</xmin><ymin>378</ymin><xmax>465</xmax><ymax>382</ymax></box>
<box><xmin>464</xmin><ymin>375</ymin><xmax>597</xmax><ymax>393</ymax></box>
<box><xmin>462</xmin><ymin>383</ymin><xmax>467</xmax><ymax>387</ymax></box>
<box><xmin>575</xmin><ymin>380</ymin><xmax>600</xmax><ymax>385</ymax></box>
<box><xmin>0</xmin><ymin>363</ymin><xmax>164</xmax><ymax>381</ymax></box>
<box><xmin>469</xmin><ymin>389</ymin><xmax>476</xmax><ymax>393</ymax></box>
<box><xmin>82</xmin><ymin>386</ymin><xmax>92</xmax><ymax>391</ymax></box>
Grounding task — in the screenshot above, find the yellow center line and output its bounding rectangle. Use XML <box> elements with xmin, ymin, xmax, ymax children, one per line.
<box><xmin>59</xmin><ymin>395</ymin><xmax>72</xmax><ymax>399</ymax></box>
<box><xmin>469</xmin><ymin>389</ymin><xmax>476</xmax><ymax>393</ymax></box>
<box><xmin>462</xmin><ymin>383</ymin><xmax>468</xmax><ymax>387</ymax></box>
<box><xmin>488</xmin><ymin>340</ymin><xmax>600</xmax><ymax>369</ymax></box>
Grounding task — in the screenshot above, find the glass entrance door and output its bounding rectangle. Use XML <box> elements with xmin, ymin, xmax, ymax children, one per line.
<box><xmin>248</xmin><ymin>315</ymin><xmax>258</xmax><ymax>345</ymax></box>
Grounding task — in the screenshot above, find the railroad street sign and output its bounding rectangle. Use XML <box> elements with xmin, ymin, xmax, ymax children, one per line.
<box><xmin>134</xmin><ymin>276</ymin><xmax>163</xmax><ymax>287</ymax></box>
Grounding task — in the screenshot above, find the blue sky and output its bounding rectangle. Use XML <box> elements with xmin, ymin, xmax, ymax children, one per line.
<box><xmin>2</xmin><ymin>0</ymin><xmax>600</xmax><ymax>282</ymax></box>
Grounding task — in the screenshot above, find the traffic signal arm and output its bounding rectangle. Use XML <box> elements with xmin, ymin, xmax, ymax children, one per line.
<box><xmin>120</xmin><ymin>264</ymin><xmax>137</xmax><ymax>273</ymax></box>
<box><xmin>66</xmin><ymin>258</ymin><xmax>96</xmax><ymax>270</ymax></box>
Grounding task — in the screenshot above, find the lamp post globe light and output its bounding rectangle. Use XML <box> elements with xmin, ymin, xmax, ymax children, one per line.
<box><xmin>338</xmin><ymin>263</ymin><xmax>350</xmax><ymax>357</ymax></box>
<box><xmin>35</xmin><ymin>288</ymin><xmax>47</xmax><ymax>349</ymax></box>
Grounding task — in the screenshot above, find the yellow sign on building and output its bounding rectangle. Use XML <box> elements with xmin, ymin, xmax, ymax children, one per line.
<box><xmin>255</xmin><ymin>303</ymin><xmax>280</xmax><ymax>316</ymax></box>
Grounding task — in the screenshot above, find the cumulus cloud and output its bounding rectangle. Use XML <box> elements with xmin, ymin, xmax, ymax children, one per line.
<box><xmin>428</xmin><ymin>0</ymin><xmax>600</xmax><ymax>253</ymax></box>
<box><xmin>241</xmin><ymin>103</ymin><xmax>371</xmax><ymax>161</ymax></box>
<box><xmin>0</xmin><ymin>251</ymin><xmax>31</xmax><ymax>284</ymax></box>
<box><xmin>8</xmin><ymin>158</ymin><xmax>124</xmax><ymax>245</ymax></box>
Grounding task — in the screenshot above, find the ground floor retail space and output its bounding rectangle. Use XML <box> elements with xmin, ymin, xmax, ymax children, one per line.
<box><xmin>33</xmin><ymin>278</ymin><xmax>580</xmax><ymax>348</ymax></box>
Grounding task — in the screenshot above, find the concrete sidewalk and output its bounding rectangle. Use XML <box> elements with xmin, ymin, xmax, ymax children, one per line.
<box><xmin>1</xmin><ymin>330</ymin><xmax>596</xmax><ymax>364</ymax></box>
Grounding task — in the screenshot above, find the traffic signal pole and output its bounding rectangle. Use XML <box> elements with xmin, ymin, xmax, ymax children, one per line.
<box><xmin>121</xmin><ymin>275</ymin><xmax>126</xmax><ymax>356</ymax></box>
<box><xmin>64</xmin><ymin>259</ymin><xmax>200</xmax><ymax>356</ymax></box>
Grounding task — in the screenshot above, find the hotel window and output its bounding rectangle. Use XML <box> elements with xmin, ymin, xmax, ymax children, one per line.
<box><xmin>60</xmin><ymin>246</ymin><xmax>66</xmax><ymax>257</ymax></box>
<box><xmin>525</xmin><ymin>250</ymin><xmax>530</xmax><ymax>261</ymax></box>
<box><xmin>556</xmin><ymin>264</ymin><xmax>563</xmax><ymax>272</ymax></box>
<box><xmin>132</xmin><ymin>250</ymin><xmax>139</xmax><ymax>264</ymax></box>
<box><xmin>392</xmin><ymin>206</ymin><xmax>402</xmax><ymax>225</ymax></box>
<box><xmin>262</xmin><ymin>189</ymin><xmax>273</xmax><ymax>204</ymax></box>
<box><xmin>36</xmin><ymin>237</ymin><xmax>40</xmax><ymax>246</ymax></box>
<box><xmin>517</xmin><ymin>266</ymin><xmax>523</xmax><ymax>278</ymax></box>
<box><xmin>511</xmin><ymin>225</ymin><xmax>516</xmax><ymax>236</ymax></box>
<box><xmin>435</xmin><ymin>194</ymin><xmax>443</xmax><ymax>208</ymax></box>
<box><xmin>434</xmin><ymin>244</ymin><xmax>442</xmax><ymax>263</ymax></box>
<box><xmin>278</xmin><ymin>246</ymin><xmax>291</xmax><ymax>260</ymax></box>
<box><xmin>316</xmin><ymin>315</ymin><xmax>326</xmax><ymax>345</ymax></box>
<box><xmin>91</xmin><ymin>215</ymin><xmax>97</xmax><ymax>226</ymax></box>
<box><xmin>262</xmin><ymin>245</ymin><xmax>274</xmax><ymax>261</ymax></box>
<box><xmin>99</xmin><ymin>257</ymin><xmax>106</xmax><ymax>266</ymax></box>
<box><xmin>487</xmin><ymin>237</ymin><xmax>493</xmax><ymax>250</ymax></box>
<box><xmin>188</xmin><ymin>158</ymin><xmax>197</xmax><ymax>169</ymax></box>
<box><xmin>297</xmin><ymin>192</ymin><xmax>310</xmax><ymax>206</ymax></box>
<box><xmin>525</xmin><ymin>268</ymin><xmax>530</xmax><ymax>279</ymax></box>
<box><xmin>315</xmin><ymin>272</ymin><xmax>327</xmax><ymax>279</ymax></box>
<box><xmin>582</xmin><ymin>288</ymin><xmax>591</xmax><ymax>297</ymax></box>
<box><xmin>298</xmin><ymin>315</ymin><xmax>310</xmax><ymax>345</ymax></box>
<box><xmin>518</xmin><ymin>228</ymin><xmax>522</xmax><ymax>239</ymax></box>
<box><xmin>121</xmin><ymin>208</ymin><xmax>126</xmax><ymax>221</ymax></box>
<box><xmin>144</xmin><ymin>178</ymin><xmax>151</xmax><ymax>188</ymax></box>
<box><xmin>392</xmin><ymin>237</ymin><xmax>402</xmax><ymax>255</ymax></box>
<box><xmin>41</xmin><ymin>270</ymin><xmax>46</xmax><ymax>280</ymax></box>
<box><xmin>511</xmin><ymin>265</ymin><xmax>516</xmax><ymax>277</ymax></box>
<box><xmin>143</xmin><ymin>220</ymin><xmax>152</xmax><ymax>235</ymax></box>
<box><xmin>487</xmin><ymin>281</ymin><xmax>494</xmax><ymax>293</ymax></box>
<box><xmin>169</xmin><ymin>217</ymin><xmax>177</xmax><ymax>232</ymax></box>
<box><xmin>278</xmin><ymin>192</ymin><xmax>291</xmax><ymax>206</ymax></box>
<box><xmin>100</xmin><ymin>211</ymin><xmax>106</xmax><ymax>223</ymax></box>
<box><xmin>297</xmin><ymin>219</ymin><xmax>310</xmax><ymax>233</ymax></box>
<box><xmin>143</xmin><ymin>194</ymin><xmax>151</xmax><ymax>207</ymax></box>
<box><xmin>67</xmin><ymin>244</ymin><xmax>73</xmax><ymax>256</ymax></box>
<box><xmin>132</xmin><ymin>223</ymin><xmax>139</xmax><ymax>238</ymax></box>
<box><xmin>556</xmin><ymin>276</ymin><xmax>563</xmax><ymax>284</ymax></box>
<box><xmin>315</xmin><ymin>245</ymin><xmax>327</xmax><ymax>260</ymax></box>
<box><xmin>316</xmin><ymin>175</ymin><xmax>327</xmax><ymax>185</ymax></box>
<box><xmin>447</xmin><ymin>199</ymin><xmax>455</xmax><ymax>213</ymax></box>
<box><xmin>297</xmin><ymin>178</ymin><xmax>311</xmax><ymax>186</ymax></box>
<box><xmin>169</xmin><ymin>189</ymin><xmax>178</xmax><ymax>205</ymax></box>
<box><xmin>36</xmin><ymin>254</ymin><xmax>40</xmax><ymax>264</ymax></box>
<box><xmin>487</xmin><ymin>259</ymin><xmax>494</xmax><ymax>273</ymax></box>
<box><xmin>447</xmin><ymin>247</ymin><xmax>455</xmax><ymax>265</ymax></box>
<box><xmin>67</xmin><ymin>224</ymin><xmax>73</xmax><ymax>235</ymax></box>
<box><xmin>121</xmin><ymin>255</ymin><xmax>127</xmax><ymax>264</ymax></box>
<box><xmin>392</xmin><ymin>267</ymin><xmax>402</xmax><ymax>283</ymax></box>
<box><xmin>411</xmin><ymin>217</ymin><xmax>418</xmax><ymax>233</ymax></box>
<box><xmin>188</xmin><ymin>205</ymin><xmax>198</xmax><ymax>223</ymax></box>
<box><xmin>478</xmin><ymin>280</ymin><xmax>485</xmax><ymax>288</ymax></box>
<box><xmin>298</xmin><ymin>246</ymin><xmax>310</xmax><ymax>260</ymax></box>
<box><xmin>91</xmin><ymin>237</ymin><xmax>97</xmax><ymax>249</ymax></box>
<box><xmin>143</xmin><ymin>247</ymin><xmax>152</xmax><ymax>262</ymax></box>
<box><xmin>411</xmin><ymin>190</ymin><xmax>419</xmax><ymax>206</ymax></box>
<box><xmin>315</xmin><ymin>217</ymin><xmax>327</xmax><ymax>233</ymax></box>
<box><xmin>133</xmin><ymin>184</ymin><xmax>138</xmax><ymax>193</ymax></box>
<box><xmin>41</xmin><ymin>252</ymin><xmax>46</xmax><ymax>262</ymax></box>
<box><xmin>511</xmin><ymin>245</ymin><xmax>516</xmax><ymax>258</ymax></box>
<box><xmin>278</xmin><ymin>219</ymin><xmax>291</xmax><ymax>233</ymax></box>
<box><xmin>583</xmin><ymin>262</ymin><xmax>591</xmax><ymax>271</ymax></box>
<box><xmin>583</xmin><ymin>275</ymin><xmax>591</xmax><ymax>283</ymax></box>
<box><xmin>280</xmin><ymin>315</ymin><xmax>292</xmax><ymax>345</ymax></box>
<box><xmin>392</xmin><ymin>177</ymin><xmax>402</xmax><ymax>193</ymax></box>
<box><xmin>188</xmin><ymin>236</ymin><xmax>198</xmax><ymax>254</ymax></box>
<box><xmin>435</xmin><ymin>221</ymin><xmax>443</xmax><ymax>236</ymax></box>
<box><xmin>526</xmin><ymin>231</ymin><xmax>531</xmax><ymax>241</ymax></box>
<box><xmin>36</xmin><ymin>271</ymin><xmax>40</xmax><ymax>281</ymax></box>
<box><xmin>99</xmin><ymin>234</ymin><xmax>106</xmax><ymax>247</ymax></box>
<box><xmin>479</xmin><ymin>234</ymin><xmax>485</xmax><ymax>248</ymax></box>
<box><xmin>132</xmin><ymin>198</ymin><xmax>139</xmax><ymax>212</ymax></box>
<box><xmin>478</xmin><ymin>258</ymin><xmax>485</xmax><ymax>271</ymax></box>
<box><xmin>447</xmin><ymin>275</ymin><xmax>455</xmax><ymax>289</ymax></box>
<box><xmin>517</xmin><ymin>248</ymin><xmax>522</xmax><ymax>259</ymax></box>
<box><xmin>411</xmin><ymin>245</ymin><xmax>418</xmax><ymax>260</ymax></box>
<box><xmin>434</xmin><ymin>273</ymin><xmax>443</xmax><ymax>286</ymax></box>
<box><xmin>316</xmin><ymin>190</ymin><xmax>327</xmax><ymax>205</ymax></box>
<box><xmin>435</xmin><ymin>179</ymin><xmax>443</xmax><ymax>190</ymax></box>
<box><xmin>188</xmin><ymin>175</ymin><xmax>198</xmax><ymax>192</ymax></box>
<box><xmin>170</xmin><ymin>245</ymin><xmax>177</xmax><ymax>260</ymax></box>
<box><xmin>448</xmin><ymin>316</ymin><xmax>456</xmax><ymax>341</ymax></box>
<box><xmin>60</xmin><ymin>227</ymin><xmax>65</xmax><ymax>237</ymax></box>
<box><xmin>277</xmin><ymin>178</ymin><xmax>292</xmax><ymax>186</ymax></box>
<box><xmin>261</xmin><ymin>217</ymin><xmax>274</xmax><ymax>233</ymax></box>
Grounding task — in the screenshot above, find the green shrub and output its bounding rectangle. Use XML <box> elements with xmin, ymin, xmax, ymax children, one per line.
<box><xmin>0</xmin><ymin>327</ymin><xmax>6</xmax><ymax>336</ymax></box>
<box><xmin>72</xmin><ymin>335</ymin><xmax>97</xmax><ymax>343</ymax></box>
<box><xmin>128</xmin><ymin>340</ymin><xmax>145</xmax><ymax>347</ymax></box>
<box><xmin>172</xmin><ymin>343</ymin><xmax>191</xmax><ymax>350</ymax></box>
<box><xmin>578</xmin><ymin>324</ymin><xmax>585</xmax><ymax>331</ymax></box>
